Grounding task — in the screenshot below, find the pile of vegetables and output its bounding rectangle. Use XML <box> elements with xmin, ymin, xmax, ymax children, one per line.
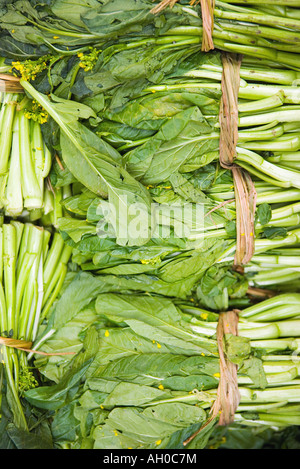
<box><xmin>23</xmin><ymin>283</ymin><xmax>300</xmax><ymax>449</ymax></box>
<box><xmin>0</xmin><ymin>221</ymin><xmax>72</xmax><ymax>439</ymax></box>
<box><xmin>0</xmin><ymin>87</ymin><xmax>52</xmax><ymax>218</ymax></box>
<box><xmin>0</xmin><ymin>0</ymin><xmax>300</xmax><ymax>450</ymax></box>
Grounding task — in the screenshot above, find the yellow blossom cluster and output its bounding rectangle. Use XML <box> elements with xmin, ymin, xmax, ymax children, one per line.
<box><xmin>11</xmin><ymin>57</ymin><xmax>49</xmax><ymax>82</ymax></box>
<box><xmin>24</xmin><ymin>100</ymin><xmax>48</xmax><ymax>124</ymax></box>
<box><xmin>77</xmin><ymin>47</ymin><xmax>101</xmax><ymax>72</ymax></box>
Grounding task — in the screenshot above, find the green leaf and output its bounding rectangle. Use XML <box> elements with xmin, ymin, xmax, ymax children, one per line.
<box><xmin>259</xmin><ymin>226</ymin><xmax>288</xmax><ymax>239</ymax></box>
<box><xmin>239</xmin><ymin>357</ymin><xmax>268</xmax><ymax>389</ymax></box>
<box><xmin>95</xmin><ymin>293</ymin><xmax>217</xmax><ymax>354</ymax></box>
<box><xmin>256</xmin><ymin>203</ymin><xmax>272</xmax><ymax>226</ymax></box>
<box><xmin>93</xmin><ymin>353</ymin><xmax>220</xmax><ymax>383</ymax></box>
<box><xmin>125</xmin><ymin>106</ymin><xmax>217</xmax><ymax>184</ymax></box>
<box><xmin>102</xmin><ymin>382</ymin><xmax>171</xmax><ymax>407</ymax></box>
<box><xmin>24</xmin><ymin>360</ymin><xmax>92</xmax><ymax>410</ymax></box>
<box><xmin>21</xmin><ymin>81</ymin><xmax>153</xmax><ymax>247</ymax></box>
<box><xmin>224</xmin><ymin>334</ymin><xmax>252</xmax><ymax>366</ymax></box>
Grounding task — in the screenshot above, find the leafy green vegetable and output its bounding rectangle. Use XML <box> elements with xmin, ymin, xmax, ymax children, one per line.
<box><xmin>24</xmin><ymin>285</ymin><xmax>300</xmax><ymax>449</ymax></box>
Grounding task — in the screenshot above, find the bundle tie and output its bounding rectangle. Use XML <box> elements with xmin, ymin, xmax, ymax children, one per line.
<box><xmin>219</xmin><ymin>52</ymin><xmax>257</xmax><ymax>266</ymax></box>
<box><xmin>151</xmin><ymin>0</ymin><xmax>215</xmax><ymax>51</ymax></box>
<box><xmin>191</xmin><ymin>0</ymin><xmax>215</xmax><ymax>51</ymax></box>
<box><xmin>0</xmin><ymin>335</ymin><xmax>75</xmax><ymax>356</ymax></box>
<box><xmin>0</xmin><ymin>74</ymin><xmax>24</xmax><ymax>93</ymax></box>
<box><xmin>183</xmin><ymin>310</ymin><xmax>241</xmax><ymax>446</ymax></box>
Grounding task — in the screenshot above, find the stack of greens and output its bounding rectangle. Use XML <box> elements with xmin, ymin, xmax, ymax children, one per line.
<box><xmin>22</xmin><ymin>280</ymin><xmax>300</xmax><ymax>449</ymax></box>
<box><xmin>0</xmin><ymin>89</ymin><xmax>54</xmax><ymax>219</ymax></box>
<box><xmin>0</xmin><ymin>0</ymin><xmax>299</xmax><ymax>450</ymax></box>
<box><xmin>13</xmin><ymin>45</ymin><xmax>299</xmax><ymax>307</ymax></box>
<box><xmin>0</xmin><ymin>0</ymin><xmax>300</xmax><ymax>69</ymax></box>
<box><xmin>0</xmin><ymin>220</ymin><xmax>72</xmax><ymax>442</ymax></box>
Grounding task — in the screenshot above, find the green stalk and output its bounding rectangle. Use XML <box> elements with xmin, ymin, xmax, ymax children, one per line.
<box><xmin>18</xmin><ymin>225</ymin><xmax>44</xmax><ymax>340</ymax></box>
<box><xmin>268</xmin><ymin>151</ymin><xmax>300</xmax><ymax>163</ymax></box>
<box><xmin>242</xmin><ymin>133</ymin><xmax>300</xmax><ymax>152</ymax></box>
<box><xmin>144</xmin><ymin>81</ymin><xmax>300</xmax><ymax>104</ymax></box>
<box><xmin>1</xmin><ymin>346</ymin><xmax>27</xmax><ymax>431</ymax></box>
<box><xmin>18</xmin><ymin>111</ymin><xmax>43</xmax><ymax>210</ymax></box>
<box><xmin>241</xmin><ymin>304</ymin><xmax>300</xmax><ymax>322</ymax></box>
<box><xmin>256</xmin><ymin>188</ymin><xmax>300</xmax><ymax>204</ymax></box>
<box><xmin>3</xmin><ymin>224</ymin><xmax>17</xmax><ymax>337</ymax></box>
<box><xmin>250</xmin><ymin>268</ymin><xmax>300</xmax><ymax>287</ymax></box>
<box><xmin>276</xmin><ymin>161</ymin><xmax>300</xmax><ymax>171</ymax></box>
<box><xmin>30</xmin><ymin>119</ymin><xmax>45</xmax><ymax>195</ymax></box>
<box><xmin>212</xmin><ymin>38</ymin><xmax>300</xmax><ymax>70</ymax></box>
<box><xmin>237</xmin><ymin>108</ymin><xmax>300</xmax><ymax>128</ymax></box>
<box><xmin>235</xmin><ymin>148</ymin><xmax>300</xmax><ymax>189</ymax></box>
<box><xmin>214</xmin><ymin>4</ymin><xmax>300</xmax><ymax>31</ymax></box>
<box><xmin>5</xmin><ymin>114</ymin><xmax>23</xmax><ymax>216</ymax></box>
<box><xmin>25</xmin><ymin>17</ymin><xmax>101</xmax><ymax>39</ymax></box>
<box><xmin>250</xmin><ymin>338</ymin><xmax>300</xmax><ymax>352</ymax></box>
<box><xmin>181</xmin><ymin>53</ymin><xmax>300</xmax><ymax>85</ymax></box>
<box><xmin>240</xmin><ymin>293</ymin><xmax>300</xmax><ymax>318</ymax></box>
<box><xmin>256</xmin><ymin>229</ymin><xmax>300</xmax><ymax>252</ymax></box>
<box><xmin>40</xmin><ymin>263</ymin><xmax>67</xmax><ymax>321</ymax></box>
<box><xmin>42</xmin><ymin>232</ymin><xmax>65</xmax><ymax>295</ymax></box>
<box><xmin>15</xmin><ymin>252</ymin><xmax>36</xmax><ymax>321</ymax></box>
<box><xmin>0</xmin><ymin>93</ymin><xmax>10</xmax><ymax>131</ymax></box>
<box><xmin>52</xmin><ymin>187</ymin><xmax>63</xmax><ymax>228</ymax></box>
<box><xmin>238</xmin><ymin>125</ymin><xmax>285</xmax><ymax>143</ymax></box>
<box><xmin>17</xmin><ymin>223</ymin><xmax>31</xmax><ymax>277</ymax></box>
<box><xmin>218</xmin><ymin>229</ymin><xmax>300</xmax><ymax>265</ymax></box>
<box><xmin>220</xmin><ymin>1</ymin><xmax>300</xmax><ymax>5</ymax></box>
<box><xmin>0</xmin><ymin>282</ymin><xmax>6</xmax><ymax>339</ymax></box>
<box><xmin>239</xmin><ymin>385</ymin><xmax>300</xmax><ymax>403</ymax></box>
<box><xmin>0</xmin><ymin>93</ymin><xmax>17</xmax><ymax>175</ymax></box>
<box><xmin>219</xmin><ymin>20</ymin><xmax>300</xmax><ymax>45</ymax></box>
<box><xmin>251</xmin><ymin>254</ymin><xmax>300</xmax><ymax>267</ymax></box>
<box><xmin>27</xmin><ymin>253</ymin><xmax>44</xmax><ymax>342</ymax></box>
<box><xmin>42</xmin><ymin>185</ymin><xmax>55</xmax><ymax>218</ymax></box>
<box><xmin>43</xmin><ymin>259</ymin><xmax>66</xmax><ymax>308</ymax></box>
<box><xmin>42</xmin><ymin>144</ymin><xmax>52</xmax><ymax>179</ymax></box>
<box><xmin>238</xmin><ymin>368</ymin><xmax>299</xmax><ymax>385</ymax></box>
<box><xmin>213</xmin><ymin>26</ymin><xmax>300</xmax><ymax>53</ymax></box>
<box><xmin>238</xmin><ymin>91</ymin><xmax>285</xmax><ymax>114</ymax></box>
<box><xmin>254</xmin><ymin>413</ymin><xmax>300</xmax><ymax>426</ymax></box>
<box><xmin>42</xmin><ymin>229</ymin><xmax>51</xmax><ymax>262</ymax></box>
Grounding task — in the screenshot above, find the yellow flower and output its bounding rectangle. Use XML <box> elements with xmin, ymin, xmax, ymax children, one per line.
<box><xmin>104</xmin><ymin>330</ymin><xmax>109</xmax><ymax>337</ymax></box>
<box><xmin>158</xmin><ymin>384</ymin><xmax>164</xmax><ymax>390</ymax></box>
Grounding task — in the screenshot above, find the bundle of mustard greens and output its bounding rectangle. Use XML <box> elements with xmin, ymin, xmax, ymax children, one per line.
<box><xmin>0</xmin><ymin>221</ymin><xmax>72</xmax><ymax>440</ymax></box>
<box><xmin>0</xmin><ymin>0</ymin><xmax>300</xmax><ymax>450</ymax></box>
<box><xmin>24</xmin><ymin>283</ymin><xmax>300</xmax><ymax>449</ymax></box>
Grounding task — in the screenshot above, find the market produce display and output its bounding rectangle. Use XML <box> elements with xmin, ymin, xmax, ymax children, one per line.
<box><xmin>0</xmin><ymin>0</ymin><xmax>300</xmax><ymax>450</ymax></box>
